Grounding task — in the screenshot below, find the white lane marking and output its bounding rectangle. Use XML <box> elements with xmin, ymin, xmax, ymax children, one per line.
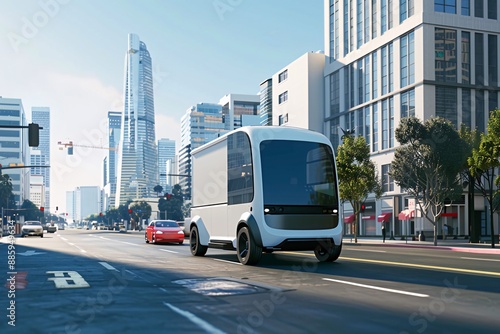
<box><xmin>163</xmin><ymin>302</ymin><xmax>226</xmax><ymax>334</ymax></box>
<box><xmin>344</xmin><ymin>248</ymin><xmax>387</xmax><ymax>253</ymax></box>
<box><xmin>159</xmin><ymin>287</ymin><xmax>168</xmax><ymax>293</ymax></box>
<box><xmin>212</xmin><ymin>258</ymin><xmax>242</xmax><ymax>265</ymax></box>
<box><xmin>461</xmin><ymin>257</ymin><xmax>500</xmax><ymax>262</ymax></box>
<box><xmin>99</xmin><ymin>262</ymin><xmax>118</xmax><ymax>271</ymax></box>
<box><xmin>159</xmin><ymin>249</ymin><xmax>178</xmax><ymax>254</ymax></box>
<box><xmin>60</xmin><ymin>237</ymin><xmax>68</xmax><ymax>241</ymax></box>
<box><xmin>58</xmin><ymin>236</ymin><xmax>87</xmax><ymax>253</ymax></box>
<box><xmin>322</xmin><ymin>278</ymin><xmax>429</xmax><ymax>298</ymax></box>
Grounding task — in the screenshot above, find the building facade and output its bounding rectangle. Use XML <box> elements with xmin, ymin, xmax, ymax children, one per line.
<box><xmin>271</xmin><ymin>52</ymin><xmax>326</xmax><ymax>133</ymax></box>
<box><xmin>103</xmin><ymin>111</ymin><xmax>121</xmax><ymax>209</ymax></box>
<box><xmin>259</xmin><ymin>78</ymin><xmax>273</xmax><ymax>126</ymax></box>
<box><xmin>29</xmin><ymin>174</ymin><xmax>45</xmax><ymax>208</ymax></box>
<box><xmin>0</xmin><ymin>97</ymin><xmax>30</xmax><ymax>207</ymax></box>
<box><xmin>323</xmin><ymin>0</ymin><xmax>499</xmax><ymax>237</ymax></box>
<box><xmin>116</xmin><ymin>33</ymin><xmax>158</xmax><ymax>205</ymax></box>
<box><xmin>30</xmin><ymin>106</ymin><xmax>50</xmax><ymax>211</ymax></box>
<box><xmin>157</xmin><ymin>138</ymin><xmax>176</xmax><ymax>194</ymax></box>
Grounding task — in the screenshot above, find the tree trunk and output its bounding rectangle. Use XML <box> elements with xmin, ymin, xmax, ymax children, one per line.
<box><xmin>433</xmin><ymin>223</ymin><xmax>438</xmax><ymax>246</ymax></box>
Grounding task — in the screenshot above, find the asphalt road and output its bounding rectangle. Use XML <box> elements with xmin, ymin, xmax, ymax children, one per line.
<box><xmin>1</xmin><ymin>229</ymin><xmax>499</xmax><ymax>333</ymax></box>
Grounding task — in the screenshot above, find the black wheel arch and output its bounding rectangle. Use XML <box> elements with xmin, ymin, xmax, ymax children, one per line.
<box><xmin>237</xmin><ymin>214</ymin><xmax>263</xmax><ymax>248</ymax></box>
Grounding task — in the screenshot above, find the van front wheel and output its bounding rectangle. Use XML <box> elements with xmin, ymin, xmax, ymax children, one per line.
<box><xmin>237</xmin><ymin>227</ymin><xmax>262</xmax><ymax>265</ymax></box>
<box><xmin>190</xmin><ymin>226</ymin><xmax>207</xmax><ymax>256</ymax></box>
<box><xmin>314</xmin><ymin>243</ymin><xmax>342</xmax><ymax>262</ymax></box>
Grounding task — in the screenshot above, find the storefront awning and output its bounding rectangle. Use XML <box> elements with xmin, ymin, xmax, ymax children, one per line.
<box><xmin>440</xmin><ymin>212</ymin><xmax>458</xmax><ymax>217</ymax></box>
<box><xmin>398</xmin><ymin>209</ymin><xmax>415</xmax><ymax>220</ymax></box>
<box><xmin>377</xmin><ymin>212</ymin><xmax>392</xmax><ymax>223</ymax></box>
<box><xmin>344</xmin><ymin>214</ymin><xmax>355</xmax><ymax>224</ymax></box>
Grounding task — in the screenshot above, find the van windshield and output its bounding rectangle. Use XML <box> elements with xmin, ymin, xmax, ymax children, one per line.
<box><xmin>260</xmin><ymin>140</ymin><xmax>338</xmax><ymax>209</ymax></box>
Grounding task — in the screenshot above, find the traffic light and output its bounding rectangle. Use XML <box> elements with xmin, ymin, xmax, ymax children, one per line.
<box><xmin>128</xmin><ymin>209</ymin><xmax>133</xmax><ymax>214</ymax></box>
<box><xmin>99</xmin><ymin>212</ymin><xmax>103</xmax><ymax>217</ymax></box>
<box><xmin>40</xmin><ymin>207</ymin><xmax>44</xmax><ymax>212</ymax></box>
<box><xmin>28</xmin><ymin>123</ymin><xmax>40</xmax><ymax>147</ymax></box>
<box><xmin>56</xmin><ymin>206</ymin><xmax>58</xmax><ymax>211</ymax></box>
<box><xmin>165</xmin><ymin>193</ymin><xmax>172</xmax><ymax>201</ymax></box>
<box><xmin>360</xmin><ymin>204</ymin><xmax>365</xmax><ymax>212</ymax></box>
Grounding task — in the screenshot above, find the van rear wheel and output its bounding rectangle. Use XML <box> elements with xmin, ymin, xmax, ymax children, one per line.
<box><xmin>190</xmin><ymin>226</ymin><xmax>207</xmax><ymax>256</ymax></box>
<box><xmin>237</xmin><ymin>227</ymin><xmax>262</xmax><ymax>265</ymax></box>
<box><xmin>314</xmin><ymin>243</ymin><xmax>342</xmax><ymax>262</ymax></box>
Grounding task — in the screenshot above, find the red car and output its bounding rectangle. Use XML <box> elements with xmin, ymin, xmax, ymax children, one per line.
<box><xmin>145</xmin><ymin>220</ymin><xmax>185</xmax><ymax>244</ymax></box>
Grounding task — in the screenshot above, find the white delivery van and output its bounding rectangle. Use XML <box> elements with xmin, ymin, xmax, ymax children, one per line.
<box><xmin>189</xmin><ymin>126</ymin><xmax>342</xmax><ymax>265</ymax></box>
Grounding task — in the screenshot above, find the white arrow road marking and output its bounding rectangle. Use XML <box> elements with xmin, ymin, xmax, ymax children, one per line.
<box><xmin>46</xmin><ymin>271</ymin><xmax>90</xmax><ymax>289</ymax></box>
<box><xmin>99</xmin><ymin>262</ymin><xmax>118</xmax><ymax>271</ymax></box>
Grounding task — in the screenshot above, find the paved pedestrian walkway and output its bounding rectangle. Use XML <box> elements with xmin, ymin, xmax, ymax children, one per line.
<box><xmin>343</xmin><ymin>235</ymin><xmax>500</xmax><ymax>254</ymax></box>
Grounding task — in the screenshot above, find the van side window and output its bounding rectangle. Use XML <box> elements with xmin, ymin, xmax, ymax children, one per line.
<box><xmin>227</xmin><ymin>132</ymin><xmax>253</xmax><ymax>204</ymax></box>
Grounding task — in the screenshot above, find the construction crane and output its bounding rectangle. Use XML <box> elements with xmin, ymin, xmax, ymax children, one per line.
<box><xmin>57</xmin><ymin>141</ymin><xmax>116</xmax><ymax>155</ymax></box>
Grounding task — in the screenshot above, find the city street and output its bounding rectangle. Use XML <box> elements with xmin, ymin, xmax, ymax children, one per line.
<box><xmin>1</xmin><ymin>228</ymin><xmax>499</xmax><ymax>333</ymax></box>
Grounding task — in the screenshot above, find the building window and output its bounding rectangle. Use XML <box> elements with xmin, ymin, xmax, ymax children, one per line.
<box><xmin>278</xmin><ymin>69</ymin><xmax>288</xmax><ymax>83</ymax></box>
<box><xmin>335</xmin><ymin>0</ymin><xmax>340</xmax><ymax>59</ymax></box>
<box><xmin>488</xmin><ymin>0</ymin><xmax>497</xmax><ymax>19</ymax></box>
<box><xmin>401</xmin><ymin>31</ymin><xmax>415</xmax><ymax>87</ymax></box>
<box><xmin>357</xmin><ymin>0</ymin><xmax>363</xmax><ymax>48</ymax></box>
<box><xmin>382</xmin><ymin>164</ymin><xmax>394</xmax><ymax>192</ymax></box>
<box><xmin>372</xmin><ymin>0</ymin><xmax>378</xmax><ymax>38</ymax></box>
<box><xmin>462</xmin><ymin>88</ymin><xmax>472</xmax><ymax>128</ymax></box>
<box><xmin>372</xmin><ymin>102</ymin><xmax>379</xmax><ymax>151</ymax></box>
<box><xmin>475</xmin><ymin>33</ymin><xmax>484</xmax><ymax>85</ymax></box>
<box><xmin>435</xmin><ymin>28</ymin><xmax>457</xmax><ymax>83</ymax></box>
<box><xmin>435</xmin><ymin>0</ymin><xmax>457</xmax><ymax>13</ymax></box>
<box><xmin>462</xmin><ymin>31</ymin><xmax>471</xmax><ymax>84</ymax></box>
<box><xmin>364</xmin><ymin>106</ymin><xmax>371</xmax><ymax>146</ymax></box>
<box><xmin>436</xmin><ymin>86</ymin><xmax>458</xmax><ymax>128</ymax></box>
<box><xmin>382</xmin><ymin>99</ymin><xmax>388</xmax><ymax>149</ymax></box>
<box><xmin>364</xmin><ymin>0</ymin><xmax>370</xmax><ymax>43</ymax></box>
<box><xmin>389</xmin><ymin>43</ymin><xmax>394</xmax><ymax>92</ymax></box>
<box><xmin>475</xmin><ymin>0</ymin><xmax>484</xmax><ymax>17</ymax></box>
<box><xmin>461</xmin><ymin>0</ymin><xmax>470</xmax><ymax>15</ymax></box>
<box><xmin>381</xmin><ymin>45</ymin><xmax>388</xmax><ymax>95</ymax></box>
<box><xmin>400</xmin><ymin>0</ymin><xmax>414</xmax><ymax>22</ymax></box>
<box><xmin>358</xmin><ymin>59</ymin><xmax>364</xmax><ymax>105</ymax></box>
<box><xmin>350</xmin><ymin>64</ymin><xmax>355</xmax><ymax>108</ymax></box>
<box><xmin>344</xmin><ymin>0</ymin><xmax>349</xmax><ymax>56</ymax></box>
<box><xmin>476</xmin><ymin>90</ymin><xmax>485</xmax><ymax>132</ymax></box>
<box><xmin>381</xmin><ymin>0</ymin><xmax>387</xmax><ymax>34</ymax></box>
<box><xmin>278</xmin><ymin>91</ymin><xmax>288</xmax><ymax>104</ymax></box>
<box><xmin>488</xmin><ymin>35</ymin><xmax>498</xmax><ymax>86</ymax></box>
<box><xmin>278</xmin><ymin>113</ymin><xmax>289</xmax><ymax>125</ymax></box>
<box><xmin>344</xmin><ymin>66</ymin><xmax>350</xmax><ymax>110</ymax></box>
<box><xmin>489</xmin><ymin>91</ymin><xmax>498</xmax><ymax>115</ymax></box>
<box><xmin>401</xmin><ymin>89</ymin><xmax>415</xmax><ymax>118</ymax></box>
<box><xmin>372</xmin><ymin>51</ymin><xmax>378</xmax><ymax>98</ymax></box>
<box><xmin>350</xmin><ymin>0</ymin><xmax>355</xmax><ymax>52</ymax></box>
<box><xmin>330</xmin><ymin>118</ymin><xmax>340</xmax><ymax>154</ymax></box>
<box><xmin>330</xmin><ymin>70</ymin><xmax>340</xmax><ymax>115</ymax></box>
<box><xmin>364</xmin><ymin>56</ymin><xmax>371</xmax><ymax>102</ymax></box>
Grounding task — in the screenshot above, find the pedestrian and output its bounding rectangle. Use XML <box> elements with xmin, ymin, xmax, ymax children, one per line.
<box><xmin>443</xmin><ymin>224</ymin><xmax>448</xmax><ymax>240</ymax></box>
<box><xmin>382</xmin><ymin>222</ymin><xmax>386</xmax><ymax>243</ymax></box>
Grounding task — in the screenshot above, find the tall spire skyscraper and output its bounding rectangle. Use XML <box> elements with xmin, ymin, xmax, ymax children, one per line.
<box><xmin>116</xmin><ymin>33</ymin><xmax>158</xmax><ymax>205</ymax></box>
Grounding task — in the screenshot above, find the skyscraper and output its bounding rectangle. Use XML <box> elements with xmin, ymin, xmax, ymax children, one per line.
<box><xmin>30</xmin><ymin>107</ymin><xmax>50</xmax><ymax>210</ymax></box>
<box><xmin>116</xmin><ymin>34</ymin><xmax>158</xmax><ymax>205</ymax></box>
<box><xmin>157</xmin><ymin>138</ymin><xmax>176</xmax><ymax>193</ymax></box>
<box><xmin>103</xmin><ymin>111</ymin><xmax>121</xmax><ymax>209</ymax></box>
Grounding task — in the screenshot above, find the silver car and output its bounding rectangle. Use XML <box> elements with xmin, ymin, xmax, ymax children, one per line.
<box><xmin>21</xmin><ymin>221</ymin><xmax>44</xmax><ymax>238</ymax></box>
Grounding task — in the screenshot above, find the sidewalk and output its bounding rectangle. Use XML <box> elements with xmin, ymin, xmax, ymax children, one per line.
<box><xmin>343</xmin><ymin>235</ymin><xmax>500</xmax><ymax>254</ymax></box>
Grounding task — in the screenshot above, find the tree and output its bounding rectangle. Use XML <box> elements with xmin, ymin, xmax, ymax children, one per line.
<box><xmin>153</xmin><ymin>185</ymin><xmax>163</xmax><ymax>197</ymax></box>
<box><xmin>337</xmin><ymin>135</ymin><xmax>382</xmax><ymax>243</ymax></box>
<box><xmin>129</xmin><ymin>201</ymin><xmax>152</xmax><ymax>230</ymax></box>
<box><xmin>459</xmin><ymin>125</ymin><xmax>481</xmax><ymax>243</ymax></box>
<box><xmin>158</xmin><ymin>184</ymin><xmax>184</xmax><ymax>221</ymax></box>
<box><xmin>0</xmin><ymin>174</ymin><xmax>14</xmax><ymax>209</ymax></box>
<box><xmin>391</xmin><ymin>117</ymin><xmax>468</xmax><ymax>245</ymax></box>
<box><xmin>20</xmin><ymin>199</ymin><xmax>43</xmax><ymax>221</ymax></box>
<box><xmin>468</xmin><ymin>109</ymin><xmax>500</xmax><ymax>248</ymax></box>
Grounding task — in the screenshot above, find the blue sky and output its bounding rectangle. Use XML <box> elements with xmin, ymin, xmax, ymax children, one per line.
<box><xmin>0</xmin><ymin>0</ymin><xmax>324</xmax><ymax>212</ymax></box>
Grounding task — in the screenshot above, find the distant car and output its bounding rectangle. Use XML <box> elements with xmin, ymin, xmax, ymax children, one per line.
<box><xmin>21</xmin><ymin>221</ymin><xmax>44</xmax><ymax>238</ymax></box>
<box><xmin>46</xmin><ymin>223</ymin><xmax>57</xmax><ymax>233</ymax></box>
<box><xmin>145</xmin><ymin>220</ymin><xmax>184</xmax><ymax>245</ymax></box>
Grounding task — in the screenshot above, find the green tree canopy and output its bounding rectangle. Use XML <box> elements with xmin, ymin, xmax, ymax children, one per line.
<box><xmin>391</xmin><ymin>117</ymin><xmax>468</xmax><ymax>245</ymax></box>
<box><xmin>158</xmin><ymin>184</ymin><xmax>184</xmax><ymax>221</ymax></box>
<box><xmin>468</xmin><ymin>109</ymin><xmax>500</xmax><ymax>248</ymax></box>
<box><xmin>337</xmin><ymin>135</ymin><xmax>382</xmax><ymax>243</ymax></box>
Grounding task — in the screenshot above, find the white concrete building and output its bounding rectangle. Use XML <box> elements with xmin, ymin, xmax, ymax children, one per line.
<box><xmin>29</xmin><ymin>174</ymin><xmax>45</xmax><ymax>208</ymax></box>
<box><xmin>271</xmin><ymin>51</ymin><xmax>326</xmax><ymax>133</ymax></box>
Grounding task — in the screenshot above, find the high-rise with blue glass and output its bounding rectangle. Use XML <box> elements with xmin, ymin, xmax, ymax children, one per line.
<box><xmin>116</xmin><ymin>33</ymin><xmax>158</xmax><ymax>205</ymax></box>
